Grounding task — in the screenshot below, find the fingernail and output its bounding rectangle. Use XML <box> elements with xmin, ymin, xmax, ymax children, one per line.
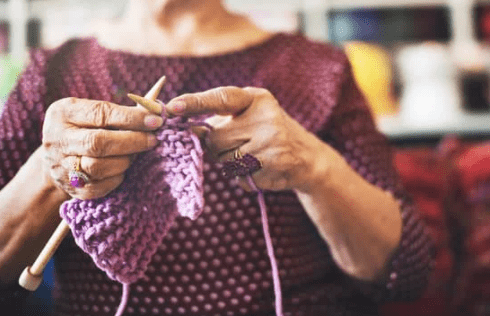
<box><xmin>169</xmin><ymin>101</ymin><xmax>186</xmax><ymax>114</ymax></box>
<box><xmin>144</xmin><ymin>115</ymin><xmax>164</xmax><ymax>128</ymax></box>
<box><xmin>147</xmin><ymin>135</ymin><xmax>158</xmax><ymax>148</ymax></box>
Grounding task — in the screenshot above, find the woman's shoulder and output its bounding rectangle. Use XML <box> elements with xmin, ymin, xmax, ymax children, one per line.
<box><xmin>267</xmin><ymin>33</ymin><xmax>349</xmax><ymax>70</ymax></box>
<box><xmin>27</xmin><ymin>37</ymin><xmax>113</xmax><ymax>101</ymax></box>
<box><xmin>39</xmin><ymin>37</ymin><xmax>102</xmax><ymax>62</ymax></box>
<box><xmin>257</xmin><ymin>33</ymin><xmax>350</xmax><ymax>91</ymax></box>
<box><xmin>255</xmin><ymin>34</ymin><xmax>352</xmax><ymax>132</ymax></box>
<box><xmin>19</xmin><ymin>38</ymin><xmax>95</xmax><ymax>86</ymax></box>
<box><xmin>257</xmin><ymin>33</ymin><xmax>350</xmax><ymax>93</ymax></box>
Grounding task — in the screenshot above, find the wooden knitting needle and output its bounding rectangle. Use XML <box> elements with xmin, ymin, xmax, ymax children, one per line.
<box><xmin>18</xmin><ymin>76</ymin><xmax>167</xmax><ymax>291</ymax></box>
<box><xmin>131</xmin><ymin>75</ymin><xmax>166</xmax><ymax>114</ymax></box>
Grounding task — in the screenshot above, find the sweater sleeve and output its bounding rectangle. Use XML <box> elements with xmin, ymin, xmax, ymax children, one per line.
<box><xmin>319</xmin><ymin>58</ymin><xmax>435</xmax><ymax>303</ymax></box>
<box><xmin>0</xmin><ymin>48</ymin><xmax>51</xmax><ymax>191</ymax></box>
<box><xmin>0</xmin><ymin>48</ymin><xmax>52</xmax><ymax>309</ymax></box>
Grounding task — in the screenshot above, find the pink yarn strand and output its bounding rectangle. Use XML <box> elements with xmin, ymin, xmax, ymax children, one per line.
<box><xmin>246</xmin><ymin>175</ymin><xmax>283</xmax><ymax>316</ymax></box>
<box><xmin>115</xmin><ymin>283</ymin><xmax>130</xmax><ymax>316</ymax></box>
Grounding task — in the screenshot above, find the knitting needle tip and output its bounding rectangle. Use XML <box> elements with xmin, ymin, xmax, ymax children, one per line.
<box><xmin>128</xmin><ymin>93</ymin><xmax>163</xmax><ymax>115</ymax></box>
<box><xmin>144</xmin><ymin>75</ymin><xmax>166</xmax><ymax>100</ymax></box>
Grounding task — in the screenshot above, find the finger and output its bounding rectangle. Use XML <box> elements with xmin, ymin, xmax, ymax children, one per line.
<box><xmin>62</xmin><ymin>128</ymin><xmax>158</xmax><ymax>157</ymax></box>
<box><xmin>60</xmin><ymin>98</ymin><xmax>163</xmax><ymax>131</ymax></box>
<box><xmin>198</xmin><ymin>115</ymin><xmax>250</xmax><ymax>155</ymax></box>
<box><xmin>65</xmin><ymin>155</ymin><xmax>132</xmax><ymax>181</ymax></box>
<box><xmin>165</xmin><ymin>86</ymin><xmax>254</xmax><ymax>117</ymax></box>
<box><xmin>49</xmin><ymin>164</ymin><xmax>125</xmax><ymax>200</ymax></box>
<box><xmin>72</xmin><ymin>174</ymin><xmax>125</xmax><ymax>200</ymax></box>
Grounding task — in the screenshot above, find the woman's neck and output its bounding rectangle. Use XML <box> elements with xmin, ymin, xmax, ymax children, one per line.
<box><xmin>93</xmin><ymin>0</ymin><xmax>273</xmax><ymax>57</ymax></box>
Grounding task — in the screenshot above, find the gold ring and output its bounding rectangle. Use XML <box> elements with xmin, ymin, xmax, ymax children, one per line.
<box><xmin>234</xmin><ymin>148</ymin><xmax>243</xmax><ymax>160</ymax></box>
<box><xmin>74</xmin><ymin>155</ymin><xmax>82</xmax><ymax>172</ymax></box>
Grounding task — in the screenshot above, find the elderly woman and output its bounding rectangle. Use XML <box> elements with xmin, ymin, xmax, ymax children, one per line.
<box><xmin>0</xmin><ymin>0</ymin><xmax>432</xmax><ymax>315</ymax></box>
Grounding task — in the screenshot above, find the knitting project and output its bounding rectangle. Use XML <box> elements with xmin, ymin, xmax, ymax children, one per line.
<box><xmin>59</xmin><ymin>116</ymin><xmax>205</xmax><ymax>284</ymax></box>
<box><xmin>59</xmin><ymin>115</ymin><xmax>283</xmax><ymax>316</ymax></box>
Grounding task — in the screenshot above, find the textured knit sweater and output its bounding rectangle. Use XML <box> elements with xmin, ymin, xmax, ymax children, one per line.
<box><xmin>0</xmin><ymin>33</ymin><xmax>433</xmax><ymax>316</ymax></box>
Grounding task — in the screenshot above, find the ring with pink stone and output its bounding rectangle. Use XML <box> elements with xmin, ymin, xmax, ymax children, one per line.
<box><xmin>222</xmin><ymin>149</ymin><xmax>262</xmax><ymax>178</ymax></box>
<box><xmin>69</xmin><ymin>156</ymin><xmax>89</xmax><ymax>188</ymax></box>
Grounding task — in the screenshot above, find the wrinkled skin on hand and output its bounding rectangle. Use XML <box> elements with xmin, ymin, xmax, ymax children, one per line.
<box><xmin>41</xmin><ymin>97</ymin><xmax>163</xmax><ymax>200</ymax></box>
<box><xmin>165</xmin><ymin>86</ymin><xmax>334</xmax><ymax>193</ymax></box>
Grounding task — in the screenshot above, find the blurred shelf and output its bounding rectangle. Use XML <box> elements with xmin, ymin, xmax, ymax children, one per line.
<box><xmin>377</xmin><ymin>112</ymin><xmax>490</xmax><ymax>138</ymax></box>
<box><xmin>226</xmin><ymin>0</ymin><xmax>304</xmax><ymax>11</ymax></box>
<box><xmin>2</xmin><ymin>0</ymin><xmax>490</xmax><ymax>138</ymax></box>
<box><xmin>328</xmin><ymin>0</ymin><xmax>448</xmax><ymax>9</ymax></box>
<box><xmin>228</xmin><ymin>0</ymin><xmax>490</xmax><ymax>11</ymax></box>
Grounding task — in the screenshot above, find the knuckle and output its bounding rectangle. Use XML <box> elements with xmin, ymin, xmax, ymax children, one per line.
<box><xmin>89</xmin><ymin>101</ymin><xmax>112</xmax><ymax>127</ymax></box>
<box><xmin>44</xmin><ymin>99</ymin><xmax>80</xmax><ymax>145</ymax></box>
<box><xmin>84</xmin><ymin>131</ymin><xmax>107</xmax><ymax>156</ymax></box>
<box><xmin>43</xmin><ymin>104</ymin><xmax>63</xmax><ymax>131</ymax></box>
<box><xmin>49</xmin><ymin>98</ymin><xmax>68</xmax><ymax>111</ymax></box>
<box><xmin>213</xmin><ymin>87</ymin><xmax>230</xmax><ymax>107</ymax></box>
<box><xmin>82</xmin><ymin>158</ymin><xmax>99</xmax><ymax>178</ymax></box>
<box><xmin>47</xmin><ymin>97</ymin><xmax>75</xmax><ymax>117</ymax></box>
<box><xmin>192</xmin><ymin>96</ymin><xmax>204</xmax><ymax>114</ymax></box>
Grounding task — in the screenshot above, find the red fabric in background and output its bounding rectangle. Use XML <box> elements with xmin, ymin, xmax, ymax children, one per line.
<box><xmin>380</xmin><ymin>139</ymin><xmax>490</xmax><ymax>316</ymax></box>
<box><xmin>448</xmin><ymin>142</ymin><xmax>490</xmax><ymax>316</ymax></box>
<box><xmin>380</xmin><ymin>146</ymin><xmax>455</xmax><ymax>316</ymax></box>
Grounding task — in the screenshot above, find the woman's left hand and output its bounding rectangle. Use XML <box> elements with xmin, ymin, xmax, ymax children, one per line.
<box><xmin>164</xmin><ymin>86</ymin><xmax>337</xmax><ymax>193</ymax></box>
<box><xmin>164</xmin><ymin>87</ymin><xmax>404</xmax><ymax>282</ymax></box>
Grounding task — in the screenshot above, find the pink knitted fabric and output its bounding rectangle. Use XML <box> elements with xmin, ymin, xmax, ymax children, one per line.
<box><xmin>59</xmin><ymin>116</ymin><xmax>205</xmax><ymax>284</ymax></box>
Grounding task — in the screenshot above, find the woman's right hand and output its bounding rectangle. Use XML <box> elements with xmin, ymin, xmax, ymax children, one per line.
<box><xmin>41</xmin><ymin>98</ymin><xmax>163</xmax><ymax>200</ymax></box>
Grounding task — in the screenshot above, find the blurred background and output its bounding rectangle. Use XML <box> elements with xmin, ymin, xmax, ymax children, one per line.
<box><xmin>3</xmin><ymin>0</ymin><xmax>490</xmax><ymax>315</ymax></box>
<box><xmin>3</xmin><ymin>0</ymin><xmax>490</xmax><ymax>141</ymax></box>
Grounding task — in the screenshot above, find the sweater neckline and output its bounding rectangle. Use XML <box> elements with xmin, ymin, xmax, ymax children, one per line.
<box><xmin>92</xmin><ymin>32</ymin><xmax>286</xmax><ymax>61</ymax></box>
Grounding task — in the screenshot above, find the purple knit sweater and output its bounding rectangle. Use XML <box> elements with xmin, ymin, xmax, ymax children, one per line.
<box><xmin>0</xmin><ymin>33</ymin><xmax>433</xmax><ymax>316</ymax></box>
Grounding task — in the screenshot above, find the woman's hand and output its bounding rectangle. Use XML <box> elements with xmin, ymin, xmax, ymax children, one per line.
<box><xmin>164</xmin><ymin>87</ymin><xmax>336</xmax><ymax>193</ymax></box>
<box><xmin>42</xmin><ymin>98</ymin><xmax>163</xmax><ymax>200</ymax></box>
<box><xmin>163</xmin><ymin>87</ymin><xmax>403</xmax><ymax>281</ymax></box>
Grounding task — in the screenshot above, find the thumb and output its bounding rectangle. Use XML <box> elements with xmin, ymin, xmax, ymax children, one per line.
<box><xmin>165</xmin><ymin>86</ymin><xmax>254</xmax><ymax>117</ymax></box>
